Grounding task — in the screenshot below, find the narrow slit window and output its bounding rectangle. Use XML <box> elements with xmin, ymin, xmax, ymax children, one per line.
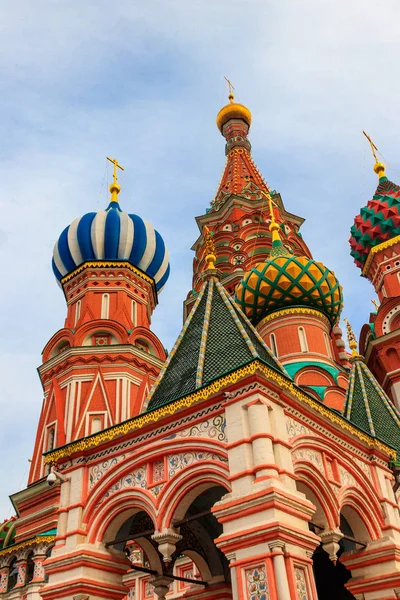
<box><xmin>101</xmin><ymin>294</ymin><xmax>110</xmax><ymax>319</ymax></box>
<box><xmin>74</xmin><ymin>300</ymin><xmax>81</xmax><ymax>327</ymax></box>
<box><xmin>131</xmin><ymin>299</ymin><xmax>137</xmax><ymax>326</ymax></box>
<box><xmin>299</xmin><ymin>327</ymin><xmax>308</xmax><ymax>353</ymax></box>
<box><xmin>47</xmin><ymin>427</ymin><xmax>55</xmax><ymax>452</ymax></box>
<box><xmin>270</xmin><ymin>333</ymin><xmax>278</xmax><ymax>357</ymax></box>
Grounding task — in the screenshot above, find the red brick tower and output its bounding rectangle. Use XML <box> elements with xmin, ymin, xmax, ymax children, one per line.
<box><xmin>28</xmin><ymin>159</ymin><xmax>170</xmax><ymax>483</ymax></box>
<box><xmin>350</xmin><ymin>135</ymin><xmax>400</xmax><ymax>408</ymax></box>
<box><xmin>189</xmin><ymin>93</ymin><xmax>349</xmax><ymax>407</ymax></box>
<box><xmin>186</xmin><ymin>90</ymin><xmax>312</xmax><ymax>317</ymax></box>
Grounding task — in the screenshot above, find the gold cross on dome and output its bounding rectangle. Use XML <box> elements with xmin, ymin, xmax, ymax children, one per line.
<box><xmin>107</xmin><ymin>156</ymin><xmax>124</xmax><ymax>185</ymax></box>
<box><xmin>224</xmin><ymin>76</ymin><xmax>235</xmax><ymax>101</ymax></box>
<box><xmin>362</xmin><ymin>131</ymin><xmax>379</xmax><ymax>163</ymax></box>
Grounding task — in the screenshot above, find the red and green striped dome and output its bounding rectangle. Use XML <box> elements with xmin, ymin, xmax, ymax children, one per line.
<box><xmin>350</xmin><ymin>172</ymin><xmax>400</xmax><ymax>269</ymax></box>
<box><xmin>235</xmin><ymin>244</ymin><xmax>343</xmax><ymax>326</ymax></box>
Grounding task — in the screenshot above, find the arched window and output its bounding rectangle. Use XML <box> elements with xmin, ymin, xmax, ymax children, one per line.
<box><xmin>131</xmin><ymin>300</ymin><xmax>137</xmax><ymax>327</ymax></box>
<box><xmin>47</xmin><ymin>427</ymin><xmax>55</xmax><ymax>452</ymax></box>
<box><xmin>324</xmin><ymin>332</ymin><xmax>332</xmax><ymax>358</ymax></box>
<box><xmin>298</xmin><ymin>327</ymin><xmax>308</xmax><ymax>352</ymax></box>
<box><xmin>26</xmin><ymin>552</ymin><xmax>35</xmax><ymax>583</ymax></box>
<box><xmin>270</xmin><ymin>333</ymin><xmax>278</xmax><ymax>357</ymax></box>
<box><xmin>7</xmin><ymin>558</ymin><xmax>18</xmax><ymax>591</ymax></box>
<box><xmin>101</xmin><ymin>294</ymin><xmax>110</xmax><ymax>319</ymax></box>
<box><xmin>74</xmin><ymin>300</ymin><xmax>81</xmax><ymax>327</ymax></box>
<box><xmin>91</xmin><ymin>417</ymin><xmax>102</xmax><ymax>434</ymax></box>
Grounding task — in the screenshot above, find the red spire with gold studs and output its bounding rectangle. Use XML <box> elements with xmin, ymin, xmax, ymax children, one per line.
<box><xmin>212</xmin><ymin>80</ymin><xmax>270</xmax><ymax>210</ymax></box>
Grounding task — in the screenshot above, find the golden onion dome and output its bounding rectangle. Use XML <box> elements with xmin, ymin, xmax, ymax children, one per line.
<box><xmin>216</xmin><ymin>92</ymin><xmax>252</xmax><ymax>133</ymax></box>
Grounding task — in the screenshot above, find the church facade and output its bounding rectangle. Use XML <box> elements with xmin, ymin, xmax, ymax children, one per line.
<box><xmin>1</xmin><ymin>94</ymin><xmax>400</xmax><ymax>600</ymax></box>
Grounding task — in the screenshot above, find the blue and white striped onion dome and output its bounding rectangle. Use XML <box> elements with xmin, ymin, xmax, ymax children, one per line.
<box><xmin>52</xmin><ymin>201</ymin><xmax>170</xmax><ymax>293</ymax></box>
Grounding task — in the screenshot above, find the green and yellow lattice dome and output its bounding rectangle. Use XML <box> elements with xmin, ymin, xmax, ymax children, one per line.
<box><xmin>235</xmin><ymin>246</ymin><xmax>343</xmax><ymax>326</ymax></box>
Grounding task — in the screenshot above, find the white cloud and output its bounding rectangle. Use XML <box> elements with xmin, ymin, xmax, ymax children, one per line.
<box><xmin>1</xmin><ymin>0</ymin><xmax>400</xmax><ymax>515</ymax></box>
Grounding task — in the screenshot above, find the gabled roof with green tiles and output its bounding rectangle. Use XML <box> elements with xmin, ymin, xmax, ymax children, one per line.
<box><xmin>344</xmin><ymin>356</ymin><xmax>400</xmax><ymax>457</ymax></box>
<box><xmin>146</xmin><ymin>276</ymin><xmax>289</xmax><ymax>411</ymax></box>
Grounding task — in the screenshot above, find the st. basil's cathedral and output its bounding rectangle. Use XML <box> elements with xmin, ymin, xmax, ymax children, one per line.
<box><xmin>1</xmin><ymin>90</ymin><xmax>400</xmax><ymax>600</ymax></box>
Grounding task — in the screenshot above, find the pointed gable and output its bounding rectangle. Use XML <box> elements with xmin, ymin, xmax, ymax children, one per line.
<box><xmin>344</xmin><ymin>357</ymin><xmax>400</xmax><ymax>457</ymax></box>
<box><xmin>146</xmin><ymin>277</ymin><xmax>288</xmax><ymax>411</ymax></box>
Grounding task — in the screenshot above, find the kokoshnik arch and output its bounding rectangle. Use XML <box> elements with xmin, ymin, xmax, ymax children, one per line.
<box><xmin>1</xmin><ymin>90</ymin><xmax>400</xmax><ymax>600</ymax></box>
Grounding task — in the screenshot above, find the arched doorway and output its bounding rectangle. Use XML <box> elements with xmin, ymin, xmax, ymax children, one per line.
<box><xmin>297</xmin><ymin>480</ymin><xmax>357</xmax><ymax>599</ymax></box>
<box><xmin>104</xmin><ymin>486</ymin><xmax>231</xmax><ymax>598</ymax></box>
<box><xmin>171</xmin><ymin>485</ymin><xmax>230</xmax><ymax>586</ymax></box>
<box><xmin>311</xmin><ymin>515</ymin><xmax>356</xmax><ymax>600</ymax></box>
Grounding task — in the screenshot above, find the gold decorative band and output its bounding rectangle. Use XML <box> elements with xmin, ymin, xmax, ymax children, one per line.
<box><xmin>61</xmin><ymin>261</ymin><xmax>155</xmax><ymax>287</ymax></box>
<box><xmin>258</xmin><ymin>307</ymin><xmax>329</xmax><ymax>327</ymax></box>
<box><xmin>44</xmin><ymin>359</ymin><xmax>395</xmax><ymax>464</ymax></box>
<box><xmin>0</xmin><ymin>535</ymin><xmax>55</xmax><ymax>557</ymax></box>
<box><xmin>362</xmin><ymin>234</ymin><xmax>400</xmax><ymax>276</ymax></box>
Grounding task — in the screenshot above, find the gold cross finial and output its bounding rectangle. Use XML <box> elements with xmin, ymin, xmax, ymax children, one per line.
<box><xmin>371</xmin><ymin>299</ymin><xmax>379</xmax><ymax>312</ymax></box>
<box><xmin>224</xmin><ymin>76</ymin><xmax>235</xmax><ymax>102</ymax></box>
<box><xmin>344</xmin><ymin>318</ymin><xmax>359</xmax><ymax>357</ymax></box>
<box><xmin>260</xmin><ymin>190</ymin><xmax>281</xmax><ymax>243</ymax></box>
<box><xmin>362</xmin><ymin>131</ymin><xmax>386</xmax><ymax>178</ymax></box>
<box><xmin>107</xmin><ymin>156</ymin><xmax>124</xmax><ymax>203</ymax></box>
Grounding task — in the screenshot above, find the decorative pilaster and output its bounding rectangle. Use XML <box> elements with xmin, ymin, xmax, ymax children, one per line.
<box><xmin>31</xmin><ymin>550</ymin><xmax>48</xmax><ymax>583</ymax></box>
<box><xmin>0</xmin><ymin>563</ymin><xmax>9</xmax><ymax>594</ymax></box>
<box><xmin>13</xmin><ymin>556</ymin><xmax>28</xmax><ymax>588</ymax></box>
<box><xmin>151</xmin><ymin>530</ymin><xmax>182</xmax><ymax>564</ymax></box>
<box><xmin>268</xmin><ymin>542</ymin><xmax>291</xmax><ymax>600</ymax></box>
<box><xmin>247</xmin><ymin>399</ymin><xmax>278</xmax><ymax>481</ymax></box>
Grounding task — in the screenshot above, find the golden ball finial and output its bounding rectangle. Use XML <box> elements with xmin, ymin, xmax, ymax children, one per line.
<box><xmin>216</xmin><ymin>86</ymin><xmax>252</xmax><ymax>133</ymax></box>
<box><xmin>374</xmin><ymin>161</ymin><xmax>386</xmax><ymax>178</ymax></box>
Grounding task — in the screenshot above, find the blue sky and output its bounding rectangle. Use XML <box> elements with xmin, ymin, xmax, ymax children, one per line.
<box><xmin>1</xmin><ymin>0</ymin><xmax>400</xmax><ymax>516</ymax></box>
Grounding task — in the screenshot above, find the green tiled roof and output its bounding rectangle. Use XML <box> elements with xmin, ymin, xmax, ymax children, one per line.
<box><xmin>0</xmin><ymin>517</ymin><xmax>16</xmax><ymax>550</ymax></box>
<box><xmin>344</xmin><ymin>357</ymin><xmax>400</xmax><ymax>457</ymax></box>
<box><xmin>146</xmin><ymin>277</ymin><xmax>288</xmax><ymax>410</ymax></box>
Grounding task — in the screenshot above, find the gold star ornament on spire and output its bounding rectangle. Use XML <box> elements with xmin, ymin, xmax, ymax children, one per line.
<box><xmin>343</xmin><ymin>318</ymin><xmax>359</xmax><ymax>357</ymax></box>
<box><xmin>107</xmin><ymin>156</ymin><xmax>124</xmax><ymax>203</ymax></box>
<box><xmin>362</xmin><ymin>131</ymin><xmax>386</xmax><ymax>178</ymax></box>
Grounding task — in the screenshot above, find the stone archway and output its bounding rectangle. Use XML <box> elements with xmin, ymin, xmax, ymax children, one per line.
<box><xmin>311</xmin><ymin>514</ymin><xmax>357</xmax><ymax>600</ymax></box>
<box><xmin>297</xmin><ymin>481</ymin><xmax>357</xmax><ymax>600</ymax></box>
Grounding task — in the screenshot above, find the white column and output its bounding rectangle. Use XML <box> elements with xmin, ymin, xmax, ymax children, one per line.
<box><xmin>247</xmin><ymin>400</ymin><xmax>277</xmax><ymax>480</ymax></box>
<box><xmin>226</xmin><ymin>552</ymin><xmax>239</xmax><ymax>600</ymax></box>
<box><xmin>269</xmin><ymin>542</ymin><xmax>291</xmax><ymax>600</ymax></box>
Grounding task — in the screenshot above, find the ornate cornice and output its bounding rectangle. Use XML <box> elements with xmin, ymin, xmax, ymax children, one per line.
<box><xmin>258</xmin><ymin>307</ymin><xmax>330</xmax><ymax>327</ymax></box>
<box><xmin>44</xmin><ymin>359</ymin><xmax>396</xmax><ymax>464</ymax></box>
<box><xmin>0</xmin><ymin>535</ymin><xmax>55</xmax><ymax>557</ymax></box>
<box><xmin>61</xmin><ymin>261</ymin><xmax>155</xmax><ymax>287</ymax></box>
<box><xmin>362</xmin><ymin>234</ymin><xmax>400</xmax><ymax>276</ymax></box>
